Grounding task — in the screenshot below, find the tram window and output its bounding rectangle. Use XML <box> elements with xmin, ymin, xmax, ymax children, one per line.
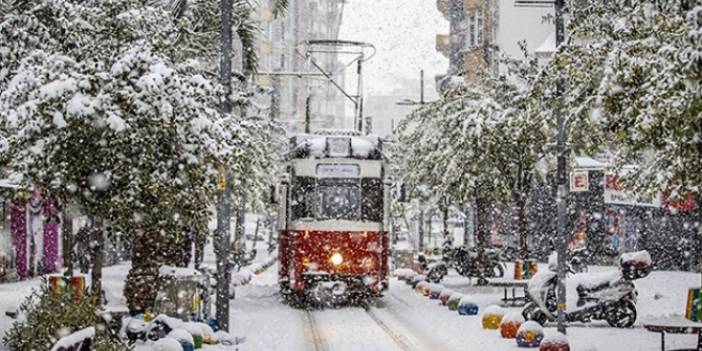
<box><xmin>317</xmin><ymin>183</ymin><xmax>362</xmax><ymax>221</ymax></box>
<box><xmin>291</xmin><ymin>177</ymin><xmax>316</xmax><ymax>220</ymax></box>
<box><xmin>362</xmin><ymin>178</ymin><xmax>383</xmax><ymax>222</ymax></box>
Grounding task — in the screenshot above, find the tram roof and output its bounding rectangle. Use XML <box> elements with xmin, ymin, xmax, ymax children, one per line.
<box><xmin>289</xmin><ymin>133</ymin><xmax>383</xmax><ymax>160</ymax></box>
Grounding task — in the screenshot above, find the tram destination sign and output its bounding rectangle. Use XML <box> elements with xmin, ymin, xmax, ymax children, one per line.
<box><xmin>317</xmin><ymin>164</ymin><xmax>360</xmax><ymax>178</ymax></box>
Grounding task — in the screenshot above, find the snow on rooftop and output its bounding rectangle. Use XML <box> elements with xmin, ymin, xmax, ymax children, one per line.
<box><xmin>535</xmin><ymin>31</ymin><xmax>556</xmax><ymax>55</ymax></box>
<box><xmin>293</xmin><ymin>134</ymin><xmax>382</xmax><ymax>159</ymax></box>
<box><xmin>573</xmin><ymin>156</ymin><xmax>610</xmax><ymax>170</ymax></box>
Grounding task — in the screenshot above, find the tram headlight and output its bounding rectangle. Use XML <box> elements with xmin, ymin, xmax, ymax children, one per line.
<box><xmin>330</xmin><ymin>253</ymin><xmax>343</xmax><ymax>266</ymax></box>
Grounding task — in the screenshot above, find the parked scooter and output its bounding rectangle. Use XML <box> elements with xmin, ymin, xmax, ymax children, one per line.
<box><xmin>422</xmin><ymin>246</ymin><xmax>506</xmax><ymax>283</ymax></box>
<box><xmin>522</xmin><ymin>250</ymin><xmax>652</xmax><ymax>328</ymax></box>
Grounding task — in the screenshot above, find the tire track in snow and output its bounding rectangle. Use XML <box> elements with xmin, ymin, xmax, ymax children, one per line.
<box><xmin>367</xmin><ymin>294</ymin><xmax>450</xmax><ymax>351</ymax></box>
<box><xmin>303</xmin><ymin>309</ymin><xmax>330</xmax><ymax>351</ymax></box>
<box><xmin>362</xmin><ymin>304</ymin><xmax>416</xmax><ymax>351</ymax></box>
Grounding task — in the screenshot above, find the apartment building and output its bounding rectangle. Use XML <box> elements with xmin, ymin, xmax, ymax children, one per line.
<box><xmin>254</xmin><ymin>0</ymin><xmax>347</xmax><ymax>133</ymax></box>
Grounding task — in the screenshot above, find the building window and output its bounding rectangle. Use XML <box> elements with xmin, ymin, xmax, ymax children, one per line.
<box><xmin>467</xmin><ymin>12</ymin><xmax>483</xmax><ymax>48</ymax></box>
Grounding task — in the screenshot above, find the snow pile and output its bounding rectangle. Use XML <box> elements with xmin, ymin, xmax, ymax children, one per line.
<box><xmin>214</xmin><ymin>330</ymin><xmax>234</xmax><ymax>344</ymax></box>
<box><xmin>151</xmin><ymin>338</ymin><xmax>182</xmax><ymax>351</ymax></box>
<box><xmin>621</xmin><ymin>250</ymin><xmax>652</xmax><ymax>267</ymax></box>
<box><xmin>159</xmin><ymin>265</ymin><xmax>203</xmax><ymax>278</ymax></box>
<box><xmin>152</xmin><ymin>315</ymin><xmax>184</xmax><ymax>330</ymax></box>
<box><xmin>459</xmin><ymin>295</ymin><xmax>477</xmax><ymax>305</ymax></box>
<box><xmin>501</xmin><ymin>311</ymin><xmax>525</xmax><ymax>324</ymax></box>
<box><xmin>50</xmin><ymin>327</ymin><xmax>94</xmax><ymax>351</ymax></box>
<box><xmin>439</xmin><ymin>289</ymin><xmax>454</xmax><ymax>299</ymax></box>
<box><xmin>575</xmin><ymin>270</ymin><xmax>622</xmax><ymax>290</ymax></box>
<box><xmin>232</xmin><ymin>269</ymin><xmax>253</xmax><ymax>286</ymax></box>
<box><xmin>517</xmin><ymin>320</ymin><xmax>543</xmax><ymax>333</ymax></box>
<box><xmin>393</xmin><ymin>268</ymin><xmax>416</xmax><ymax>279</ymax></box>
<box><xmin>428</xmin><ymin>283</ymin><xmax>445</xmax><ymax>294</ymax></box>
<box><xmin>167</xmin><ymin>328</ymin><xmax>194</xmax><ymax>345</ymax></box>
<box><xmin>182</xmin><ymin>322</ymin><xmax>203</xmax><ymax>337</ymax></box>
<box><xmin>541</xmin><ymin>331</ymin><xmax>569</xmax><ymax>346</ymax></box>
<box><xmin>350</xmin><ymin>137</ymin><xmax>377</xmax><ymax>158</ymax></box>
<box><xmin>483</xmin><ymin>305</ymin><xmax>505</xmax><ymax>316</ymax></box>
<box><xmin>412</xmin><ymin>274</ymin><xmax>426</xmax><ymax>284</ymax></box>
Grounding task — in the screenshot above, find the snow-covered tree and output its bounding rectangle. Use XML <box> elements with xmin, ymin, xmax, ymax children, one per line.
<box><xmin>0</xmin><ymin>0</ymin><xmax>284</xmax><ymax>312</ymax></box>
<box><xmin>570</xmin><ymin>1</ymin><xmax>701</xmax><ymax>199</ymax></box>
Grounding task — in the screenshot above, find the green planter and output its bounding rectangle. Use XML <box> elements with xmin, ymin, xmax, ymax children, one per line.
<box><xmin>447</xmin><ymin>293</ymin><xmax>463</xmax><ymax>311</ymax></box>
<box><xmin>193</xmin><ymin>334</ymin><xmax>203</xmax><ymax>349</ymax></box>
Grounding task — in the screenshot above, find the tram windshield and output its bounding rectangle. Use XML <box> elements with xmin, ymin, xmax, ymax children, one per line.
<box><xmin>318</xmin><ymin>183</ymin><xmax>362</xmax><ymax>220</ymax></box>
<box><xmin>291</xmin><ymin>177</ymin><xmax>382</xmax><ymax>222</ymax></box>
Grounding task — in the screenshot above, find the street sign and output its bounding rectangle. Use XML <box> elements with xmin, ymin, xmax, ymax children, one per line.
<box><xmin>570</xmin><ymin>171</ymin><xmax>589</xmax><ymax>192</ymax></box>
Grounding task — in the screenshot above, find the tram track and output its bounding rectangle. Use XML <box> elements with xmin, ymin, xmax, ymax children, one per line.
<box><xmin>303</xmin><ymin>309</ymin><xmax>330</xmax><ymax>351</ymax></box>
<box><xmin>362</xmin><ymin>303</ymin><xmax>416</xmax><ymax>351</ymax></box>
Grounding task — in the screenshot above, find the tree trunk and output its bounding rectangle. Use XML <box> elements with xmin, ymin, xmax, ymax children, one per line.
<box><xmin>62</xmin><ymin>206</ymin><xmax>73</xmax><ymax>276</ymax></box>
<box><xmin>90</xmin><ymin>217</ymin><xmax>104</xmax><ymax>298</ymax></box>
<box><xmin>442</xmin><ymin>204</ymin><xmax>449</xmax><ymax>243</ymax></box>
<box><xmin>194</xmin><ymin>230</ymin><xmax>206</xmax><ymax>269</ymax></box>
<box><xmin>418</xmin><ymin>208</ymin><xmax>425</xmax><ymax>253</ymax></box>
<box><xmin>124</xmin><ymin>228</ymin><xmax>162</xmax><ymax>314</ymax></box>
<box><xmin>515</xmin><ymin>192</ymin><xmax>529</xmax><ymax>259</ymax></box>
<box><xmin>475</xmin><ymin>197</ymin><xmax>489</xmax><ymax>286</ymax></box>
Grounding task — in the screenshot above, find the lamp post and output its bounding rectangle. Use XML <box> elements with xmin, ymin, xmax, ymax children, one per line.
<box><xmin>554</xmin><ymin>0</ymin><xmax>568</xmax><ymax>335</ymax></box>
<box><xmin>215</xmin><ymin>0</ymin><xmax>233</xmax><ymax>332</ymax></box>
<box><xmin>515</xmin><ymin>0</ymin><xmax>567</xmax><ymax>334</ymax></box>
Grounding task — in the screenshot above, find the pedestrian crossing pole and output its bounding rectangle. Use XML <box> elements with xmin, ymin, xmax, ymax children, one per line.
<box><xmin>215</xmin><ymin>0</ymin><xmax>233</xmax><ymax>333</ymax></box>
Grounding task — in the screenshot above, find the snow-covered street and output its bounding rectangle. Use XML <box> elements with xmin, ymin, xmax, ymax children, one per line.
<box><xmin>0</xmin><ymin>250</ymin><xmax>700</xmax><ymax>351</ymax></box>
<box><xmin>228</xmin><ymin>260</ymin><xmax>700</xmax><ymax>351</ymax></box>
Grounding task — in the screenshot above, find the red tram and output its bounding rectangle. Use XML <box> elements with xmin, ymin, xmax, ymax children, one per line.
<box><xmin>276</xmin><ymin>133</ymin><xmax>390</xmax><ymax>301</ymax></box>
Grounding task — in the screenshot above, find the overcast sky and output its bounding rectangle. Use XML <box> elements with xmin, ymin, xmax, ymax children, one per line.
<box><xmin>338</xmin><ymin>1</ymin><xmax>448</xmax><ymax>97</ymax></box>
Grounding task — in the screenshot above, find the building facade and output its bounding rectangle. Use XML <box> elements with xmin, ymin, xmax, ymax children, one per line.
<box><xmin>254</xmin><ymin>0</ymin><xmax>347</xmax><ymax>133</ymax></box>
<box><xmin>435</xmin><ymin>0</ymin><xmax>552</xmax><ymax>87</ymax></box>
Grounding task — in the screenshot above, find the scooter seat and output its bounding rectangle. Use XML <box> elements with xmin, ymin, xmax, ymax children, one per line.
<box><xmin>575</xmin><ymin>271</ymin><xmax>622</xmax><ymax>300</ymax></box>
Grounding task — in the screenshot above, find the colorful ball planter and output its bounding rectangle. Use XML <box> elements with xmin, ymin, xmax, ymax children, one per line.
<box><xmin>411</xmin><ymin>275</ymin><xmax>426</xmax><ymax>288</ymax></box>
<box><xmin>516</xmin><ymin>321</ymin><xmax>544</xmax><ymax>348</ymax></box>
<box><xmin>428</xmin><ymin>283</ymin><xmax>445</xmax><ymax>299</ymax></box>
<box><xmin>415</xmin><ymin>281</ymin><xmax>430</xmax><ymax>295</ymax></box>
<box><xmin>457</xmin><ymin>296</ymin><xmax>479</xmax><ymax>316</ymax></box>
<box><xmin>500</xmin><ymin>312</ymin><xmax>525</xmax><ymax>339</ymax></box>
<box><xmin>439</xmin><ymin>289</ymin><xmax>454</xmax><ymax>306</ymax></box>
<box><xmin>481</xmin><ymin>305</ymin><xmax>506</xmax><ymax>330</ymax></box>
<box><xmin>447</xmin><ymin>293</ymin><xmax>463</xmax><ymax>311</ymax></box>
<box><xmin>539</xmin><ymin>332</ymin><xmax>570</xmax><ymax>351</ymax></box>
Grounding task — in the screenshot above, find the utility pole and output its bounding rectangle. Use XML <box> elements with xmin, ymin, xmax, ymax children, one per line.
<box><xmin>554</xmin><ymin>0</ymin><xmax>568</xmax><ymax>335</ymax></box>
<box><xmin>215</xmin><ymin>0</ymin><xmax>233</xmax><ymax>333</ymax></box>
<box><xmin>420</xmin><ymin>69</ymin><xmax>425</xmax><ymax>105</ymax></box>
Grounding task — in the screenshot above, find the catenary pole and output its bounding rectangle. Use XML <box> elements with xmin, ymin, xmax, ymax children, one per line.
<box><xmin>216</xmin><ymin>0</ymin><xmax>233</xmax><ymax>332</ymax></box>
<box><xmin>554</xmin><ymin>0</ymin><xmax>567</xmax><ymax>335</ymax></box>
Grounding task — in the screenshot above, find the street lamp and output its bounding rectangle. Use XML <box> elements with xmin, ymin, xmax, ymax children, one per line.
<box><xmin>516</xmin><ymin>0</ymin><xmax>568</xmax><ymax>335</ymax></box>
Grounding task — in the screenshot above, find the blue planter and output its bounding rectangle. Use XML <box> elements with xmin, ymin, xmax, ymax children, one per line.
<box><xmin>180</xmin><ymin>341</ymin><xmax>195</xmax><ymax>351</ymax></box>
<box><xmin>457</xmin><ymin>302</ymin><xmax>479</xmax><ymax>316</ymax></box>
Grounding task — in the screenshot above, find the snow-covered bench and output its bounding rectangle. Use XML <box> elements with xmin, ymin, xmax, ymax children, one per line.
<box><xmin>643</xmin><ymin>316</ymin><xmax>702</xmax><ymax>351</ymax></box>
<box><xmin>50</xmin><ymin>327</ymin><xmax>94</xmax><ymax>351</ymax></box>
